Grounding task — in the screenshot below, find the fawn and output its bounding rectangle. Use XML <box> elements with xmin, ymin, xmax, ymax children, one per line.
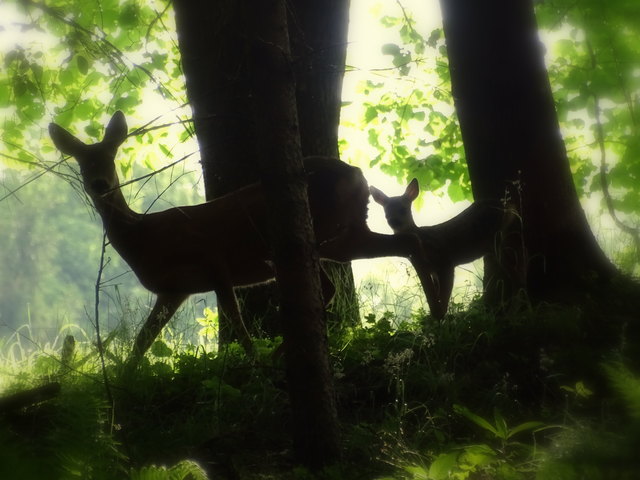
<box><xmin>370</xmin><ymin>179</ymin><xmax>514</xmax><ymax>316</ymax></box>
<box><xmin>49</xmin><ymin>112</ymin><xmax>438</xmax><ymax>364</ymax></box>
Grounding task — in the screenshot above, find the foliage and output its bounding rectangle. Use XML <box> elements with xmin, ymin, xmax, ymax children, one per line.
<box><xmin>1</xmin><ymin>1</ymin><xmax>640</xmax><ymax>477</ymax></box>
<box><xmin>0</xmin><ymin>0</ymin><xmax>208</xmax><ymax>343</ymax></box>
<box><xmin>2</xmin><ymin>293</ymin><xmax>638</xmax><ymax>479</ymax></box>
<box><xmin>130</xmin><ymin>460</ymin><xmax>208</xmax><ymax>480</ymax></box>
<box><xmin>339</xmin><ymin>0</ymin><xmax>640</xmax><ymax>273</ymax></box>
<box><xmin>340</xmin><ymin>3</ymin><xmax>470</xmax><ymax>202</ymax></box>
<box><xmin>536</xmin><ymin>0</ymin><xmax>640</xmax><ymax>261</ymax></box>
<box><xmin>1</xmin><ymin>0</ymin><xmax>189</xmax><ymax>166</ymax></box>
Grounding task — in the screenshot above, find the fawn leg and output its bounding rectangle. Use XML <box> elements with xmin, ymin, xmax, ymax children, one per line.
<box><xmin>216</xmin><ymin>284</ymin><xmax>254</xmax><ymax>356</ymax></box>
<box><xmin>129</xmin><ymin>292</ymin><xmax>189</xmax><ymax>366</ymax></box>
<box><xmin>436</xmin><ymin>265</ymin><xmax>455</xmax><ymax>317</ymax></box>
<box><xmin>408</xmin><ymin>255</ymin><xmax>446</xmax><ymax>319</ymax></box>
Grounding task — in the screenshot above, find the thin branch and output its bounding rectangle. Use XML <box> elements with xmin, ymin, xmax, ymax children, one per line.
<box><xmin>94</xmin><ymin>231</ymin><xmax>115</xmax><ymax>418</ymax></box>
<box><xmin>116</xmin><ymin>151</ymin><xmax>197</xmax><ymax>190</ymax></box>
<box><xmin>0</xmin><ymin>156</ymin><xmax>69</xmax><ymax>203</ymax></box>
<box><xmin>586</xmin><ymin>40</ymin><xmax>640</xmax><ymax>248</ymax></box>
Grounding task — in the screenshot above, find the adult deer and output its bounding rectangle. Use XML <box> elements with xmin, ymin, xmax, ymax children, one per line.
<box><xmin>370</xmin><ymin>179</ymin><xmax>515</xmax><ymax>317</ymax></box>
<box><xmin>49</xmin><ymin>112</ymin><xmax>438</xmax><ymax>364</ymax></box>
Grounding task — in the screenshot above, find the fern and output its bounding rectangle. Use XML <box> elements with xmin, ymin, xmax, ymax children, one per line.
<box><xmin>603</xmin><ymin>362</ymin><xmax>640</xmax><ymax>421</ymax></box>
<box><xmin>129</xmin><ymin>460</ymin><xmax>208</xmax><ymax>480</ymax></box>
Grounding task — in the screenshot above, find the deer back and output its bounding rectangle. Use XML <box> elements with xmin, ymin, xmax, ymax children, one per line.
<box><xmin>418</xmin><ymin>201</ymin><xmax>510</xmax><ymax>266</ymax></box>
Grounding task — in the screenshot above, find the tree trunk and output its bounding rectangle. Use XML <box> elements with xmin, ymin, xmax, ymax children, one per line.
<box><xmin>288</xmin><ymin>0</ymin><xmax>359</xmax><ymax>328</ymax></box>
<box><xmin>172</xmin><ymin>0</ymin><xmax>268</xmax><ymax>344</ymax></box>
<box><xmin>247</xmin><ymin>0</ymin><xmax>340</xmax><ymax>467</ymax></box>
<box><xmin>173</xmin><ymin>0</ymin><xmax>357</xmax><ymax>340</ymax></box>
<box><xmin>288</xmin><ymin>0</ymin><xmax>350</xmax><ymax>158</ymax></box>
<box><xmin>172</xmin><ymin>0</ymin><xmax>257</xmax><ymax>197</ymax></box>
<box><xmin>438</xmin><ymin>0</ymin><xmax>616</xmax><ymax>304</ymax></box>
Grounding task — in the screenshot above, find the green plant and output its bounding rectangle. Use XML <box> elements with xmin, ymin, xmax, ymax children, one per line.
<box><xmin>129</xmin><ymin>460</ymin><xmax>208</xmax><ymax>480</ymax></box>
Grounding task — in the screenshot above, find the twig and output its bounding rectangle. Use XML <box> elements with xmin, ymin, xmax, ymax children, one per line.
<box><xmin>94</xmin><ymin>231</ymin><xmax>115</xmax><ymax>421</ymax></box>
<box><xmin>586</xmin><ymin>40</ymin><xmax>640</xmax><ymax>248</ymax></box>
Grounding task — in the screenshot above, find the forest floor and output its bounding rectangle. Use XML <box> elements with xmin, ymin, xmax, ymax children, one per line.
<box><xmin>1</xmin><ymin>280</ymin><xmax>640</xmax><ymax>480</ymax></box>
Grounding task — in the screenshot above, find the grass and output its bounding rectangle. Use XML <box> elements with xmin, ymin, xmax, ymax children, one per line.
<box><xmin>1</xmin><ymin>275</ymin><xmax>639</xmax><ymax>479</ymax></box>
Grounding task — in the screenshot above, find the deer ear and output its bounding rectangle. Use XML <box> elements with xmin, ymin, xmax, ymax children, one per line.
<box><xmin>103</xmin><ymin>111</ymin><xmax>128</xmax><ymax>146</ymax></box>
<box><xmin>404</xmin><ymin>178</ymin><xmax>419</xmax><ymax>202</ymax></box>
<box><xmin>49</xmin><ymin>123</ymin><xmax>86</xmax><ymax>156</ymax></box>
<box><xmin>370</xmin><ymin>185</ymin><xmax>389</xmax><ymax>206</ymax></box>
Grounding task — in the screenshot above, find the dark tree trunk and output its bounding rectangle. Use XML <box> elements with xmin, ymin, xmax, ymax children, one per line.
<box><xmin>438</xmin><ymin>0</ymin><xmax>616</xmax><ymax>304</ymax></box>
<box><xmin>288</xmin><ymin>0</ymin><xmax>350</xmax><ymax>158</ymax></box>
<box><xmin>288</xmin><ymin>0</ymin><xmax>359</xmax><ymax>327</ymax></box>
<box><xmin>247</xmin><ymin>0</ymin><xmax>340</xmax><ymax>467</ymax></box>
<box><xmin>173</xmin><ymin>0</ymin><xmax>357</xmax><ymax>340</ymax></box>
<box><xmin>172</xmin><ymin>0</ymin><xmax>257</xmax><ymax>197</ymax></box>
<box><xmin>175</xmin><ymin>0</ymin><xmax>341</xmax><ymax>467</ymax></box>
<box><xmin>172</xmin><ymin>0</ymin><xmax>269</xmax><ymax>343</ymax></box>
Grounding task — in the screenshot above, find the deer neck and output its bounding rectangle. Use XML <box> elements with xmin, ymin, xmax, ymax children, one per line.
<box><xmin>391</xmin><ymin>218</ymin><xmax>419</xmax><ymax>235</ymax></box>
<box><xmin>92</xmin><ymin>186</ymin><xmax>140</xmax><ymax>229</ymax></box>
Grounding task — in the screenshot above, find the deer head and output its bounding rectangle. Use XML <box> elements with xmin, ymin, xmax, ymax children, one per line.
<box><xmin>49</xmin><ymin>111</ymin><xmax>128</xmax><ymax>201</ymax></box>
<box><xmin>370</xmin><ymin>178</ymin><xmax>419</xmax><ymax>234</ymax></box>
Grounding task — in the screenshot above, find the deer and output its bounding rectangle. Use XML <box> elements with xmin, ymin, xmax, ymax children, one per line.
<box><xmin>49</xmin><ymin>111</ymin><xmax>440</xmax><ymax>365</ymax></box>
<box><xmin>370</xmin><ymin>178</ymin><xmax>515</xmax><ymax>317</ymax></box>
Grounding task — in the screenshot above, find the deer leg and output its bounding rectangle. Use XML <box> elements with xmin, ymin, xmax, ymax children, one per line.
<box><xmin>128</xmin><ymin>292</ymin><xmax>189</xmax><ymax>367</ymax></box>
<box><xmin>408</xmin><ymin>255</ymin><xmax>446</xmax><ymax>319</ymax></box>
<box><xmin>216</xmin><ymin>284</ymin><xmax>254</xmax><ymax>356</ymax></box>
<box><xmin>319</xmin><ymin>264</ymin><xmax>336</xmax><ymax>306</ymax></box>
<box><xmin>436</xmin><ymin>265</ymin><xmax>455</xmax><ymax>317</ymax></box>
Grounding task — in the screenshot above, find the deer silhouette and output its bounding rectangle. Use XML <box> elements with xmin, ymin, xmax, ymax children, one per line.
<box><xmin>49</xmin><ymin>112</ymin><xmax>439</xmax><ymax>364</ymax></box>
<box><xmin>371</xmin><ymin>179</ymin><xmax>515</xmax><ymax>316</ymax></box>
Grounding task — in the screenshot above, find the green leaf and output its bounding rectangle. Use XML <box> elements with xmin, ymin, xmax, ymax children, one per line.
<box><xmin>364</xmin><ymin>105</ymin><xmax>379</xmax><ymax>124</ymax></box>
<box><xmin>428</xmin><ymin>452</ymin><xmax>460</xmax><ymax>480</ymax></box>
<box><xmin>507</xmin><ymin>421</ymin><xmax>547</xmax><ymax>438</ymax></box>
<box><xmin>119</xmin><ymin>2</ymin><xmax>140</xmax><ymax>27</ymax></box>
<box><xmin>76</xmin><ymin>55</ymin><xmax>89</xmax><ymax>75</ymax></box>
<box><xmin>158</xmin><ymin>144</ymin><xmax>173</xmax><ymax>158</ymax></box>
<box><xmin>13</xmin><ymin>77</ymin><xmax>27</xmax><ymax>97</ymax></box>
<box><xmin>150</xmin><ymin>340</ymin><xmax>173</xmax><ymax>358</ymax></box>
<box><xmin>115</xmin><ymin>94</ymin><xmax>140</xmax><ymax>112</ymax></box>
<box><xmin>403</xmin><ymin>465</ymin><xmax>429</xmax><ymax>479</ymax></box>
<box><xmin>459</xmin><ymin>444</ymin><xmax>496</xmax><ymax>469</ymax></box>
<box><xmin>381</xmin><ymin>43</ymin><xmax>401</xmax><ymax>56</ymax></box>
<box><xmin>454</xmin><ymin>404</ymin><xmax>498</xmax><ymax>436</ymax></box>
<box><xmin>493</xmin><ymin>408</ymin><xmax>509</xmax><ymax>440</ymax></box>
<box><xmin>447</xmin><ymin>182</ymin><xmax>465</xmax><ymax>202</ymax></box>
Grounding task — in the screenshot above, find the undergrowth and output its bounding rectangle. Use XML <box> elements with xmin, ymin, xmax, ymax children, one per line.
<box><xmin>1</xmin><ymin>285</ymin><xmax>639</xmax><ymax>479</ymax></box>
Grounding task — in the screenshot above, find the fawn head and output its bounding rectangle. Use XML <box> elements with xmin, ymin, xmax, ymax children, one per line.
<box><xmin>49</xmin><ymin>111</ymin><xmax>128</xmax><ymax>199</ymax></box>
<box><xmin>370</xmin><ymin>178</ymin><xmax>419</xmax><ymax>233</ymax></box>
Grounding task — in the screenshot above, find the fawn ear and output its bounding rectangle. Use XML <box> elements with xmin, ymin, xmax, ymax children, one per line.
<box><xmin>404</xmin><ymin>178</ymin><xmax>419</xmax><ymax>202</ymax></box>
<box><xmin>370</xmin><ymin>185</ymin><xmax>389</xmax><ymax>206</ymax></box>
<box><xmin>103</xmin><ymin>111</ymin><xmax>128</xmax><ymax>146</ymax></box>
<box><xmin>49</xmin><ymin>123</ymin><xmax>86</xmax><ymax>156</ymax></box>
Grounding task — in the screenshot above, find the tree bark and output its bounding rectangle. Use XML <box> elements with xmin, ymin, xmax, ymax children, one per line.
<box><xmin>288</xmin><ymin>0</ymin><xmax>359</xmax><ymax>328</ymax></box>
<box><xmin>172</xmin><ymin>0</ymin><xmax>268</xmax><ymax>344</ymax></box>
<box><xmin>172</xmin><ymin>0</ymin><xmax>257</xmax><ymax>197</ymax></box>
<box><xmin>247</xmin><ymin>0</ymin><xmax>340</xmax><ymax>468</ymax></box>
<box><xmin>173</xmin><ymin>0</ymin><xmax>357</xmax><ymax>340</ymax></box>
<box><xmin>288</xmin><ymin>0</ymin><xmax>350</xmax><ymax>158</ymax></box>
<box><xmin>438</xmin><ymin>0</ymin><xmax>616</xmax><ymax>304</ymax></box>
